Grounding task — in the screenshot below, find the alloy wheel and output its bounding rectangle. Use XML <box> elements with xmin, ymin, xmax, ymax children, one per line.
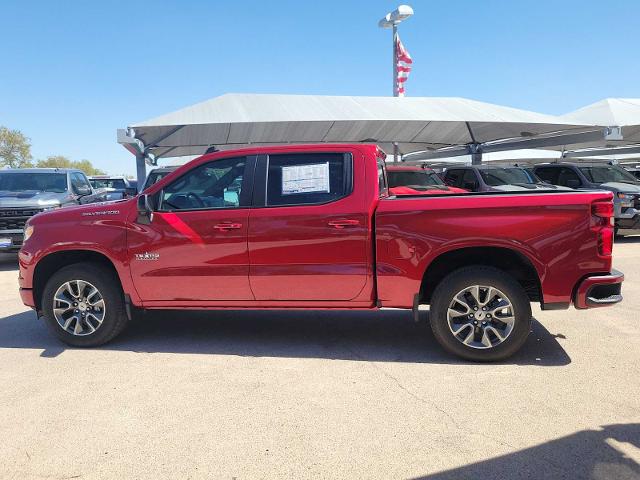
<box><xmin>53</xmin><ymin>280</ymin><xmax>106</xmax><ymax>336</ymax></box>
<box><xmin>446</xmin><ymin>285</ymin><xmax>515</xmax><ymax>349</ymax></box>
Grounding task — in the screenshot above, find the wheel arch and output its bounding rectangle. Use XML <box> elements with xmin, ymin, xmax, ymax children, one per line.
<box><xmin>419</xmin><ymin>246</ymin><xmax>542</xmax><ymax>305</ymax></box>
<box><xmin>33</xmin><ymin>249</ymin><xmax>124</xmax><ymax>311</ymax></box>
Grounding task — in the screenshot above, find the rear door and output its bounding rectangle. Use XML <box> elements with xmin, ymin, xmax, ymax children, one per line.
<box><xmin>248</xmin><ymin>151</ymin><xmax>370</xmax><ymax>301</ymax></box>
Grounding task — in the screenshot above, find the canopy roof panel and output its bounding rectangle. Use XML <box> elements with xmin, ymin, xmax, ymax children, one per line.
<box><xmin>559</xmin><ymin>98</ymin><xmax>640</xmax><ymax>152</ymax></box>
<box><xmin>127</xmin><ymin>94</ymin><xmax>594</xmax><ymax>159</ymax></box>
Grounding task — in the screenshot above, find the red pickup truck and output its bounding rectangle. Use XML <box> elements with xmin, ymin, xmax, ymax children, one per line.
<box><xmin>18</xmin><ymin>144</ymin><xmax>623</xmax><ymax>361</ymax></box>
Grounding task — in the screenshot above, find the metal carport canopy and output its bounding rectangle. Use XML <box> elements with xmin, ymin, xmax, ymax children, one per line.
<box><xmin>402</xmin><ymin>98</ymin><xmax>640</xmax><ymax>163</ymax></box>
<box><xmin>122</xmin><ymin>93</ymin><xmax>595</xmax><ymax>160</ymax></box>
<box><xmin>560</xmin><ymin>98</ymin><xmax>640</xmax><ymax>157</ymax></box>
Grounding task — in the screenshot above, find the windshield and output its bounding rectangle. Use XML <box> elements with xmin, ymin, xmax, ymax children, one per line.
<box><xmin>579</xmin><ymin>166</ymin><xmax>640</xmax><ymax>184</ymax></box>
<box><xmin>479</xmin><ymin>168</ymin><xmax>537</xmax><ymax>186</ymax></box>
<box><xmin>90</xmin><ymin>178</ymin><xmax>127</xmax><ymax>189</ymax></box>
<box><xmin>0</xmin><ymin>172</ymin><xmax>68</xmax><ymax>193</ymax></box>
<box><xmin>144</xmin><ymin>171</ymin><xmax>171</xmax><ymax>189</ymax></box>
<box><xmin>386</xmin><ymin>170</ymin><xmax>444</xmax><ymax>188</ymax></box>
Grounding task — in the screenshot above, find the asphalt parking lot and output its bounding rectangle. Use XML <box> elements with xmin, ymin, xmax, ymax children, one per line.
<box><xmin>0</xmin><ymin>242</ymin><xmax>638</xmax><ymax>480</ymax></box>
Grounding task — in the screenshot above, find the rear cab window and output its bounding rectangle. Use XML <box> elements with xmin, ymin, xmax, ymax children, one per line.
<box><xmin>444</xmin><ymin>169</ymin><xmax>464</xmax><ymax>188</ymax></box>
<box><xmin>535</xmin><ymin>167</ymin><xmax>561</xmax><ymax>184</ymax></box>
<box><xmin>377</xmin><ymin>158</ymin><xmax>388</xmax><ymax>197</ymax></box>
<box><xmin>462</xmin><ymin>169</ymin><xmax>479</xmax><ymax>190</ymax></box>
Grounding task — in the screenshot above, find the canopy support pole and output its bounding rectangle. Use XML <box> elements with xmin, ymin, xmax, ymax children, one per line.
<box><xmin>470</xmin><ymin>143</ymin><xmax>482</xmax><ymax>165</ymax></box>
<box><xmin>135</xmin><ymin>154</ymin><xmax>146</xmax><ymax>191</ymax></box>
<box><xmin>117</xmin><ymin>129</ymin><xmax>148</xmax><ymax>191</ymax></box>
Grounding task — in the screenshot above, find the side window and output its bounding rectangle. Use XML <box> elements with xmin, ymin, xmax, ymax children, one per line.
<box><xmin>160</xmin><ymin>157</ymin><xmax>246</xmax><ymax>211</ymax></box>
<box><xmin>462</xmin><ymin>169</ymin><xmax>479</xmax><ymax>191</ymax></box>
<box><xmin>266</xmin><ymin>153</ymin><xmax>352</xmax><ymax>206</ymax></box>
<box><xmin>557</xmin><ymin>168</ymin><xmax>582</xmax><ymax>188</ymax></box>
<box><xmin>71</xmin><ymin>173</ymin><xmax>91</xmax><ymax>194</ymax></box>
<box><xmin>535</xmin><ymin>167</ymin><xmax>560</xmax><ymax>184</ymax></box>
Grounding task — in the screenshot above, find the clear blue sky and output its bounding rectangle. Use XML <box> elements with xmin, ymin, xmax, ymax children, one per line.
<box><xmin>2</xmin><ymin>0</ymin><xmax>639</xmax><ymax>175</ymax></box>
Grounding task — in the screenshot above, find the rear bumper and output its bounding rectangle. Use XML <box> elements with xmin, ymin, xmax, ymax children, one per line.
<box><xmin>574</xmin><ymin>269</ymin><xmax>624</xmax><ymax>309</ymax></box>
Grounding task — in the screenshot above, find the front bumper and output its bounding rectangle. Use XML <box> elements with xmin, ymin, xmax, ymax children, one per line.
<box><xmin>615</xmin><ymin>214</ymin><xmax>640</xmax><ymax>231</ymax></box>
<box><xmin>0</xmin><ymin>230</ymin><xmax>24</xmax><ymax>251</ymax></box>
<box><xmin>574</xmin><ymin>269</ymin><xmax>624</xmax><ymax>309</ymax></box>
<box><xmin>20</xmin><ymin>288</ymin><xmax>35</xmax><ymax>308</ymax></box>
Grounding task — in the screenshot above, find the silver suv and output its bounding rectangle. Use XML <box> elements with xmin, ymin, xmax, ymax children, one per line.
<box><xmin>0</xmin><ymin>168</ymin><xmax>106</xmax><ymax>251</ymax></box>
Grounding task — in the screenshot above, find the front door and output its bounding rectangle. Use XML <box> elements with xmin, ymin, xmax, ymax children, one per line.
<box><xmin>248</xmin><ymin>151</ymin><xmax>370</xmax><ymax>301</ymax></box>
<box><xmin>129</xmin><ymin>156</ymin><xmax>254</xmax><ymax>302</ymax></box>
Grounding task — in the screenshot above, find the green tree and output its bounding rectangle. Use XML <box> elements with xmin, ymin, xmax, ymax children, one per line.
<box><xmin>74</xmin><ymin>159</ymin><xmax>106</xmax><ymax>176</ymax></box>
<box><xmin>36</xmin><ymin>156</ymin><xmax>105</xmax><ymax>175</ymax></box>
<box><xmin>0</xmin><ymin>126</ymin><xmax>33</xmax><ymax>168</ymax></box>
<box><xmin>36</xmin><ymin>155</ymin><xmax>73</xmax><ymax>169</ymax></box>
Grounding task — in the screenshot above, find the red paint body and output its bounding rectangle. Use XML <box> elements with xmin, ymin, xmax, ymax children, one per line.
<box><xmin>18</xmin><ymin>144</ymin><xmax>622</xmax><ymax>313</ymax></box>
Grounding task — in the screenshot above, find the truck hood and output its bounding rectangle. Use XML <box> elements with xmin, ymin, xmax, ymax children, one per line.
<box><xmin>0</xmin><ymin>190</ymin><xmax>72</xmax><ymax>208</ymax></box>
<box><xmin>597</xmin><ymin>182</ymin><xmax>640</xmax><ymax>193</ymax></box>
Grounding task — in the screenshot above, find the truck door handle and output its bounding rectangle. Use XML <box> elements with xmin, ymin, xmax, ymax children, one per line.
<box><xmin>328</xmin><ymin>219</ymin><xmax>360</xmax><ymax>229</ymax></box>
<box><xmin>213</xmin><ymin>222</ymin><xmax>243</xmax><ymax>231</ymax></box>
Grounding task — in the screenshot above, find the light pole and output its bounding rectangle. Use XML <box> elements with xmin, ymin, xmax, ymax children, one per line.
<box><xmin>379</xmin><ymin>5</ymin><xmax>414</xmax><ymax>161</ymax></box>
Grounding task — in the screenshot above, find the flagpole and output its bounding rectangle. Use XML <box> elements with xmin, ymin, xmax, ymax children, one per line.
<box><xmin>393</xmin><ymin>24</ymin><xmax>398</xmax><ymax>98</ymax></box>
<box><xmin>379</xmin><ymin>5</ymin><xmax>413</xmax><ymax>162</ymax></box>
<box><xmin>392</xmin><ymin>25</ymin><xmax>400</xmax><ymax>161</ymax></box>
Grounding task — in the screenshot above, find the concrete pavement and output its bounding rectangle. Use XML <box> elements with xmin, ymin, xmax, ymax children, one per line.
<box><xmin>0</xmin><ymin>241</ymin><xmax>638</xmax><ymax>479</ymax></box>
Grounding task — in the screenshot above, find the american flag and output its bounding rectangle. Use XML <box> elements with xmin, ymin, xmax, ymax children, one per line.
<box><xmin>395</xmin><ymin>33</ymin><xmax>412</xmax><ymax>97</ymax></box>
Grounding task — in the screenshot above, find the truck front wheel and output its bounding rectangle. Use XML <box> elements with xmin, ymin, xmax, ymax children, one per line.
<box><xmin>429</xmin><ymin>266</ymin><xmax>532</xmax><ymax>361</ymax></box>
<box><xmin>41</xmin><ymin>263</ymin><xmax>129</xmax><ymax>347</ymax></box>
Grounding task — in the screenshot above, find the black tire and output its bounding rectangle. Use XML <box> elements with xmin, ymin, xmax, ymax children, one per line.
<box><xmin>41</xmin><ymin>263</ymin><xmax>129</xmax><ymax>347</ymax></box>
<box><xmin>429</xmin><ymin>266</ymin><xmax>532</xmax><ymax>362</ymax></box>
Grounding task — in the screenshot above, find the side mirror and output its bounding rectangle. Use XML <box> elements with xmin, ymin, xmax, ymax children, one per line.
<box><xmin>566</xmin><ymin>179</ymin><xmax>581</xmax><ymax>189</ymax></box>
<box><xmin>125</xmin><ymin>187</ymin><xmax>138</xmax><ymax>198</ymax></box>
<box><xmin>137</xmin><ymin>194</ymin><xmax>154</xmax><ymax>224</ymax></box>
<box><xmin>74</xmin><ymin>184</ymin><xmax>92</xmax><ymax>197</ymax></box>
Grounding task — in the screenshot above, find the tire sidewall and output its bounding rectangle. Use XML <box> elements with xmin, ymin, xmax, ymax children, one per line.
<box><xmin>42</xmin><ymin>264</ymin><xmax>127</xmax><ymax>347</ymax></box>
<box><xmin>430</xmin><ymin>266</ymin><xmax>532</xmax><ymax>362</ymax></box>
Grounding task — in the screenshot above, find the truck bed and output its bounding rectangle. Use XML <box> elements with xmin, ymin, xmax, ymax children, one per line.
<box><xmin>375</xmin><ymin>190</ymin><xmax>614</xmax><ymax>309</ymax></box>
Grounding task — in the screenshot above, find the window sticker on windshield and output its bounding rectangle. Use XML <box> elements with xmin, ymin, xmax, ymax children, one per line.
<box><xmin>282</xmin><ymin>162</ymin><xmax>330</xmax><ymax>195</ymax></box>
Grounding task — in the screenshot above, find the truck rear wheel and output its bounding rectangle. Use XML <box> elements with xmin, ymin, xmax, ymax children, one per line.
<box><xmin>41</xmin><ymin>263</ymin><xmax>129</xmax><ymax>347</ymax></box>
<box><xmin>429</xmin><ymin>266</ymin><xmax>532</xmax><ymax>361</ymax></box>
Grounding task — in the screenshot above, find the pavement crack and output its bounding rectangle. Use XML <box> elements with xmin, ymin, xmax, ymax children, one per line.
<box><xmin>331</xmin><ymin>326</ymin><xmax>518</xmax><ymax>450</ymax></box>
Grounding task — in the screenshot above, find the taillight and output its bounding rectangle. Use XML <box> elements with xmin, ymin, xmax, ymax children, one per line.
<box><xmin>592</xmin><ymin>201</ymin><xmax>614</xmax><ymax>222</ymax></box>
<box><xmin>592</xmin><ymin>200</ymin><xmax>614</xmax><ymax>256</ymax></box>
<box><xmin>598</xmin><ymin>228</ymin><xmax>613</xmax><ymax>256</ymax></box>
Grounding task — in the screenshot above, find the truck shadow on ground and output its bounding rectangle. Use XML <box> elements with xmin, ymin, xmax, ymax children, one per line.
<box><xmin>0</xmin><ymin>309</ymin><xmax>571</xmax><ymax>366</ymax></box>
<box><xmin>410</xmin><ymin>423</ymin><xmax>640</xmax><ymax>480</ymax></box>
